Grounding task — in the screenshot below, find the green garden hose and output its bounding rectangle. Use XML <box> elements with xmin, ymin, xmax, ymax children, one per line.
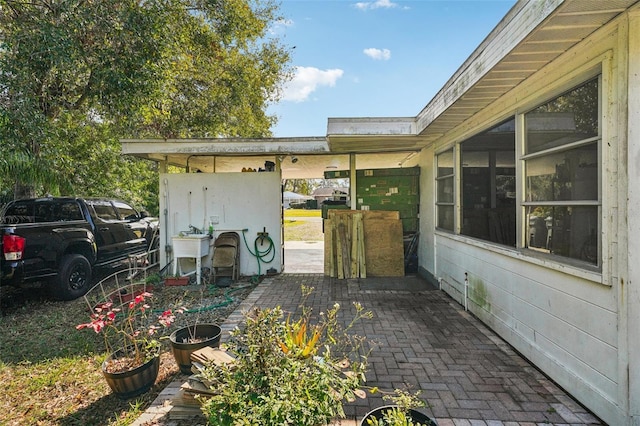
<box><xmin>182</xmin><ymin>284</ymin><xmax>254</xmax><ymax>314</ymax></box>
<box><xmin>241</xmin><ymin>229</ymin><xmax>276</xmax><ymax>284</ymax></box>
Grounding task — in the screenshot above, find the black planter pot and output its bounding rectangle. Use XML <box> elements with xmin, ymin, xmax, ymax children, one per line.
<box><xmin>169</xmin><ymin>323</ymin><xmax>222</xmax><ymax>374</ymax></box>
<box><xmin>360</xmin><ymin>405</ymin><xmax>437</xmax><ymax>426</ymax></box>
<box><xmin>102</xmin><ymin>353</ymin><xmax>160</xmax><ymax>400</ymax></box>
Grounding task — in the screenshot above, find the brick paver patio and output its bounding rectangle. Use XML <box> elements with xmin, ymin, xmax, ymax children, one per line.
<box><xmin>133</xmin><ymin>273</ymin><xmax>603</xmax><ymax>426</ymax></box>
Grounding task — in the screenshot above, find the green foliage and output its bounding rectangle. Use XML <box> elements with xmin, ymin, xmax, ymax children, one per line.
<box><xmin>365</xmin><ymin>389</ymin><xmax>429</xmax><ymax>426</ymax></box>
<box><xmin>0</xmin><ymin>0</ymin><xmax>292</xmax><ymax>202</ymax></box>
<box><xmin>199</xmin><ymin>286</ymin><xmax>372</xmax><ymax>426</ymax></box>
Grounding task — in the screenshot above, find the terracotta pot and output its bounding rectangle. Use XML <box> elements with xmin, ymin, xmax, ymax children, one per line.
<box><xmin>360</xmin><ymin>405</ymin><xmax>437</xmax><ymax>426</ymax></box>
<box><xmin>102</xmin><ymin>352</ymin><xmax>160</xmax><ymax>399</ymax></box>
<box><xmin>165</xmin><ymin>276</ymin><xmax>189</xmax><ymax>286</ymax></box>
<box><xmin>169</xmin><ymin>323</ymin><xmax>222</xmax><ymax>374</ymax></box>
<box><xmin>108</xmin><ymin>284</ymin><xmax>153</xmax><ymax>303</ymax></box>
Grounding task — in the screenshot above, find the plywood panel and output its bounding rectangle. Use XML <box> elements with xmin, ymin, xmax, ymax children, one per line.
<box><xmin>363</xmin><ymin>219</ymin><xmax>404</xmax><ymax>277</ymax></box>
<box><xmin>324</xmin><ymin>210</ymin><xmax>404</xmax><ymax>277</ymax></box>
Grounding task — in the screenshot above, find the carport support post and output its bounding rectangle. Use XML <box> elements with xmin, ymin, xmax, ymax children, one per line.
<box><xmin>350</xmin><ymin>153</ymin><xmax>357</xmax><ymax>210</ymax></box>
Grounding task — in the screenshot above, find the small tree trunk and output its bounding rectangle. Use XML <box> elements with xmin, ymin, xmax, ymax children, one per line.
<box><xmin>13</xmin><ymin>181</ymin><xmax>36</xmax><ymax>200</ymax></box>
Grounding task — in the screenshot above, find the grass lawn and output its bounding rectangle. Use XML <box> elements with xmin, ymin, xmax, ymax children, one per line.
<box><xmin>283</xmin><ymin>209</ymin><xmax>321</xmax><ymax>218</ymax></box>
<box><xmin>0</xmin><ymin>273</ymin><xmax>254</xmax><ymax>426</ymax></box>
<box><xmin>283</xmin><ymin>209</ymin><xmax>323</xmax><ymax>241</ymax></box>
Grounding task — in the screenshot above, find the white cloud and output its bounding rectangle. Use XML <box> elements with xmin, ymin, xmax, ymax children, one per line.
<box><xmin>363</xmin><ymin>48</ymin><xmax>391</xmax><ymax>60</ymax></box>
<box><xmin>270</xmin><ymin>18</ymin><xmax>294</xmax><ymax>35</ymax></box>
<box><xmin>282</xmin><ymin>66</ymin><xmax>344</xmax><ymax>102</ymax></box>
<box><xmin>354</xmin><ymin>0</ymin><xmax>398</xmax><ymax>11</ymax></box>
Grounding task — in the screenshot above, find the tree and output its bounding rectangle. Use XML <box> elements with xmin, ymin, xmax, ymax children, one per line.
<box><xmin>0</xmin><ymin>0</ymin><xmax>291</xmax><ymax>206</ymax></box>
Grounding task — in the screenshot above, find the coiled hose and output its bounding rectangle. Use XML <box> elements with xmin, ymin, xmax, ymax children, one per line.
<box><xmin>241</xmin><ymin>230</ymin><xmax>276</xmax><ymax>284</ymax></box>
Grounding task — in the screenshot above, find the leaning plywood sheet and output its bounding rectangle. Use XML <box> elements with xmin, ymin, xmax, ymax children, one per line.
<box><xmin>327</xmin><ymin>210</ymin><xmax>399</xmax><ymax>221</ymax></box>
<box><xmin>324</xmin><ymin>210</ymin><xmax>403</xmax><ymax>278</ymax></box>
<box><xmin>324</xmin><ymin>219</ymin><xmax>334</xmax><ymax>276</ymax></box>
<box><xmin>362</xmin><ymin>219</ymin><xmax>404</xmax><ymax>277</ymax></box>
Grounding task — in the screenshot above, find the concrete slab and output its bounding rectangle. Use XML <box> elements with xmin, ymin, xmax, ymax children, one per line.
<box><xmin>283</xmin><ymin>240</ymin><xmax>324</xmax><ymax>273</ymax></box>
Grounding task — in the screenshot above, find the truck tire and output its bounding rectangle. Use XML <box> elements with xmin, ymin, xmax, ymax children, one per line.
<box><xmin>51</xmin><ymin>254</ymin><xmax>92</xmax><ymax>301</ymax></box>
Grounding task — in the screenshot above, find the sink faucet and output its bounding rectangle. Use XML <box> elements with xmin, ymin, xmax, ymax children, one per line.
<box><xmin>189</xmin><ymin>225</ymin><xmax>201</xmax><ymax>234</ymax></box>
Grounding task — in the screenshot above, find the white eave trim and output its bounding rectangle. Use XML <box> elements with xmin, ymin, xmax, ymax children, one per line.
<box><xmin>326</xmin><ymin>117</ymin><xmax>417</xmax><ymax>137</ymax></box>
<box><xmin>415</xmin><ymin>0</ymin><xmax>564</xmax><ymax>132</ymax></box>
<box><xmin>120</xmin><ymin>137</ymin><xmax>329</xmax><ymax>156</ymax></box>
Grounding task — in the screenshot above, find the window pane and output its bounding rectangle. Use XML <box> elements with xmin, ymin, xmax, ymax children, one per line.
<box><xmin>525</xmin><ymin>78</ymin><xmax>598</xmax><ymax>154</ymax></box>
<box><xmin>89</xmin><ymin>201</ymin><xmax>118</xmax><ymax>221</ymax></box>
<box><xmin>460</xmin><ymin>118</ymin><xmax>515</xmax><ymax>246</ymax></box>
<box><xmin>58</xmin><ymin>202</ymin><xmax>83</xmax><ymax>221</ymax></box>
<box><xmin>438</xmin><ymin>205</ymin><xmax>454</xmax><ymax>230</ymax></box>
<box><xmin>114</xmin><ymin>201</ymin><xmax>138</xmax><ymax>220</ymax></box>
<box><xmin>437</xmin><ymin>150</ymin><xmax>454</xmax><ymax>177</ymax></box>
<box><xmin>526</xmin><ymin>205</ymin><xmax>598</xmax><ymax>264</ymax></box>
<box><xmin>525</xmin><ymin>143</ymin><xmax>598</xmax><ymax>202</ymax></box>
<box><xmin>437</xmin><ymin>176</ymin><xmax>453</xmax><ymax>203</ymax></box>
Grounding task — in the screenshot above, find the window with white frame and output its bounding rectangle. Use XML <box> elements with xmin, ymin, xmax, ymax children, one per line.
<box><xmin>436</xmin><ymin>149</ymin><xmax>454</xmax><ymax>231</ymax></box>
<box><xmin>460</xmin><ymin>118</ymin><xmax>516</xmax><ymax>246</ymax></box>
<box><xmin>523</xmin><ymin>77</ymin><xmax>600</xmax><ymax>265</ymax></box>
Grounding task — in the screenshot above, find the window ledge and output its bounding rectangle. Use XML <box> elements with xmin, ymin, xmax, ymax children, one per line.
<box><xmin>434</xmin><ymin>230</ymin><xmax>605</xmax><ymax>285</ymax></box>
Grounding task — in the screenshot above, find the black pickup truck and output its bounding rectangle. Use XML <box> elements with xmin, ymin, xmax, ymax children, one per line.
<box><xmin>0</xmin><ymin>197</ymin><xmax>158</xmax><ymax>300</ymax></box>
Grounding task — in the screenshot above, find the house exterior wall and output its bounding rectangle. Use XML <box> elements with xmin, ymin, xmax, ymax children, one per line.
<box><xmin>158</xmin><ymin>172</ymin><xmax>282</xmax><ymax>277</ymax></box>
<box><xmin>418</xmin><ymin>7</ymin><xmax>638</xmax><ymax>425</ymax></box>
<box><xmin>625</xmin><ymin>7</ymin><xmax>640</xmax><ymax>423</ymax></box>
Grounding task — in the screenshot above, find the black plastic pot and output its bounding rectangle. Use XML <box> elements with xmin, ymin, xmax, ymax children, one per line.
<box><xmin>102</xmin><ymin>353</ymin><xmax>160</xmax><ymax>400</ymax></box>
<box><xmin>360</xmin><ymin>405</ymin><xmax>438</xmax><ymax>426</ymax></box>
<box><xmin>169</xmin><ymin>323</ymin><xmax>222</xmax><ymax>374</ymax></box>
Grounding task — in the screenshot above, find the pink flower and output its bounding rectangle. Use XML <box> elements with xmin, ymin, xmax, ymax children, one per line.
<box><xmin>158</xmin><ymin>310</ymin><xmax>176</xmax><ymax>327</ymax></box>
<box><xmin>76</xmin><ymin>290</ymin><xmax>183</xmax><ymax>363</ymax></box>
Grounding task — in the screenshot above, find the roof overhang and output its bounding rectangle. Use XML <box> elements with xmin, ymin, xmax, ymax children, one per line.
<box><xmin>121</xmin><ymin>137</ymin><xmax>419</xmax><ymax>179</ymax></box>
<box><xmin>121</xmin><ymin>0</ymin><xmax>639</xmax><ymax>178</ymax></box>
<box><xmin>327</xmin><ymin>0</ymin><xmax>639</xmax><ymax>150</ymax></box>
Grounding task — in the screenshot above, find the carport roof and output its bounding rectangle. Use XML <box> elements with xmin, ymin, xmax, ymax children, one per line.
<box><xmin>121</xmin><ymin>0</ymin><xmax>639</xmax><ymax>179</ymax></box>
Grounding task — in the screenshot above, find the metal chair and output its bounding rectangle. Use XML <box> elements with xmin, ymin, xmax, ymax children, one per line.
<box><xmin>212</xmin><ymin>232</ymin><xmax>240</xmax><ymax>284</ymax></box>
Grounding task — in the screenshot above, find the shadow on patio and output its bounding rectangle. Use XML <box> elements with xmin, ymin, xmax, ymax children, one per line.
<box><xmin>133</xmin><ymin>273</ymin><xmax>603</xmax><ymax>426</ymax></box>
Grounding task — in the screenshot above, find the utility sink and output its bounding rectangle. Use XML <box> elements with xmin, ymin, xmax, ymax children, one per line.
<box><xmin>172</xmin><ymin>234</ymin><xmax>211</xmax><ymax>259</ymax></box>
<box><xmin>171</xmin><ymin>234</ymin><xmax>212</xmax><ymax>285</ymax></box>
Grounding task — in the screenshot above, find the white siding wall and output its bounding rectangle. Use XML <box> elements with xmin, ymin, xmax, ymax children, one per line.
<box><xmin>421</xmin><ymin>8</ymin><xmax>637</xmax><ymax>425</ymax></box>
<box><xmin>625</xmin><ymin>8</ymin><xmax>640</xmax><ymax>424</ymax></box>
<box><xmin>158</xmin><ymin>172</ymin><xmax>282</xmax><ymax>277</ymax></box>
<box><xmin>435</xmin><ymin>237</ymin><xmax>619</xmax><ymax>419</ymax></box>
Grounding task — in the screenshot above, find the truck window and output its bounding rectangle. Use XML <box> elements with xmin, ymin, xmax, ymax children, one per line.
<box><xmin>88</xmin><ymin>201</ymin><xmax>119</xmax><ymax>221</ymax></box>
<box><xmin>57</xmin><ymin>201</ymin><xmax>83</xmax><ymax>221</ymax></box>
<box><xmin>35</xmin><ymin>203</ymin><xmax>54</xmax><ymax>222</ymax></box>
<box><xmin>2</xmin><ymin>202</ymin><xmax>35</xmax><ymax>223</ymax></box>
<box><xmin>113</xmin><ymin>201</ymin><xmax>138</xmax><ymax>220</ymax></box>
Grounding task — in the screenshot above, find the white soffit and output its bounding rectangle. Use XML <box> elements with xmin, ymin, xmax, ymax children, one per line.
<box><xmin>327</xmin><ymin>0</ymin><xmax>638</xmax><ymax>150</ymax></box>
<box><xmin>120</xmin><ymin>138</ymin><xmax>417</xmax><ymax>179</ymax></box>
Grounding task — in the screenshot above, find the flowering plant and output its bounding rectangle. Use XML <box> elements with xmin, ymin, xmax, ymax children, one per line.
<box><xmin>199</xmin><ymin>285</ymin><xmax>373</xmax><ymax>426</ymax></box>
<box><xmin>77</xmin><ymin>291</ymin><xmax>179</xmax><ymax>373</ymax></box>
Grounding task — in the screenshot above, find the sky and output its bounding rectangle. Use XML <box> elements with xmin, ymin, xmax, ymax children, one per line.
<box><xmin>267</xmin><ymin>0</ymin><xmax>517</xmax><ymax>137</ymax></box>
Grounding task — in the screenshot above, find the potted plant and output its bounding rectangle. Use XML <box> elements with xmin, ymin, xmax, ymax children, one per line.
<box><xmin>77</xmin><ymin>277</ymin><xmax>181</xmax><ymax>399</ymax></box>
<box><xmin>165</xmin><ymin>273</ymin><xmax>190</xmax><ymax>286</ymax></box>
<box><xmin>360</xmin><ymin>389</ymin><xmax>437</xmax><ymax>426</ymax></box>
<box><xmin>169</xmin><ymin>284</ymin><xmax>222</xmax><ymax>374</ymax></box>
<box><xmin>170</xmin><ymin>323</ymin><xmax>222</xmax><ymax>374</ymax></box>
<box><xmin>197</xmin><ymin>285</ymin><xmax>373</xmax><ymax>426</ymax></box>
<box><xmin>145</xmin><ymin>272</ymin><xmax>163</xmax><ymax>286</ymax></box>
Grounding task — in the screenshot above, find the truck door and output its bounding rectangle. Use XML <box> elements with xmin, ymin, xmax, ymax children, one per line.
<box><xmin>86</xmin><ymin>200</ymin><xmax>122</xmax><ymax>262</ymax></box>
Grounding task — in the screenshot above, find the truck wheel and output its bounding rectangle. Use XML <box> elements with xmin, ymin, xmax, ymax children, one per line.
<box><xmin>51</xmin><ymin>254</ymin><xmax>92</xmax><ymax>301</ymax></box>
